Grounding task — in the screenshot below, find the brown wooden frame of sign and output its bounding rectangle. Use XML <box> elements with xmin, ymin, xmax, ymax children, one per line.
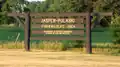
<box><xmin>25</xmin><ymin>12</ymin><xmax>92</xmax><ymax>54</ymax></box>
<box><xmin>7</xmin><ymin>12</ymin><xmax>113</xmax><ymax>54</ymax></box>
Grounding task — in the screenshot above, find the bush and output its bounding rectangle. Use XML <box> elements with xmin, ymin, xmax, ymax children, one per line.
<box><xmin>92</xmin><ymin>43</ymin><xmax>120</xmax><ymax>55</ymax></box>
<box><xmin>110</xmin><ymin>14</ymin><xmax>120</xmax><ymax>44</ymax></box>
<box><xmin>109</xmin><ymin>49</ymin><xmax>120</xmax><ymax>56</ymax></box>
<box><xmin>73</xmin><ymin>40</ymin><xmax>84</xmax><ymax>48</ymax></box>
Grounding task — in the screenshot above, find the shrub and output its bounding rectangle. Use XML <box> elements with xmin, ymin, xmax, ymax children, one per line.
<box><xmin>110</xmin><ymin>14</ymin><xmax>120</xmax><ymax>44</ymax></box>
<box><xmin>73</xmin><ymin>40</ymin><xmax>84</xmax><ymax>48</ymax></box>
<box><xmin>109</xmin><ymin>49</ymin><xmax>120</xmax><ymax>56</ymax></box>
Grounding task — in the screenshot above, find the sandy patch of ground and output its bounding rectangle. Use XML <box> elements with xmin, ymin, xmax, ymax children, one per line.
<box><xmin>0</xmin><ymin>49</ymin><xmax>120</xmax><ymax>67</ymax></box>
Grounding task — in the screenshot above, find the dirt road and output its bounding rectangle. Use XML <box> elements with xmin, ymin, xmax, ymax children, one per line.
<box><xmin>0</xmin><ymin>49</ymin><xmax>120</xmax><ymax>67</ymax></box>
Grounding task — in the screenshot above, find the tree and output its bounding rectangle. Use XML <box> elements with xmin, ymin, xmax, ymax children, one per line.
<box><xmin>0</xmin><ymin>0</ymin><xmax>6</xmax><ymax>12</ymax></box>
<box><xmin>3</xmin><ymin>0</ymin><xmax>27</xmax><ymax>12</ymax></box>
<box><xmin>0</xmin><ymin>0</ymin><xmax>29</xmax><ymax>25</ymax></box>
<box><xmin>59</xmin><ymin>0</ymin><xmax>88</xmax><ymax>12</ymax></box>
<box><xmin>47</xmin><ymin>0</ymin><xmax>60</xmax><ymax>12</ymax></box>
<box><xmin>91</xmin><ymin>0</ymin><xmax>120</xmax><ymax>27</ymax></box>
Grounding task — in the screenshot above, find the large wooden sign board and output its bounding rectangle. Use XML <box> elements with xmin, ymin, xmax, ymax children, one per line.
<box><xmin>25</xmin><ymin>12</ymin><xmax>92</xmax><ymax>54</ymax></box>
<box><xmin>8</xmin><ymin>12</ymin><xmax>112</xmax><ymax>54</ymax></box>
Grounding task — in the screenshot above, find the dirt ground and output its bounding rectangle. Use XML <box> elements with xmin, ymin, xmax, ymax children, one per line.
<box><xmin>0</xmin><ymin>49</ymin><xmax>120</xmax><ymax>67</ymax></box>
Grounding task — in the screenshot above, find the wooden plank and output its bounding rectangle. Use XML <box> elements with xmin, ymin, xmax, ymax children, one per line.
<box><xmin>31</xmin><ymin>30</ymin><xmax>84</xmax><ymax>35</ymax></box>
<box><xmin>30</xmin><ymin>36</ymin><xmax>84</xmax><ymax>40</ymax></box>
<box><xmin>91</xmin><ymin>12</ymin><xmax>113</xmax><ymax>16</ymax></box>
<box><xmin>7</xmin><ymin>12</ymin><xmax>112</xmax><ymax>17</ymax></box>
<box><xmin>31</xmin><ymin>18</ymin><xmax>84</xmax><ymax>24</ymax></box>
<box><xmin>8</xmin><ymin>12</ymin><xmax>25</xmax><ymax>17</ymax></box>
<box><xmin>32</xmin><ymin>24</ymin><xmax>84</xmax><ymax>29</ymax></box>
<box><xmin>30</xmin><ymin>12</ymin><xmax>88</xmax><ymax>17</ymax></box>
<box><xmin>99</xmin><ymin>12</ymin><xmax>113</xmax><ymax>16</ymax></box>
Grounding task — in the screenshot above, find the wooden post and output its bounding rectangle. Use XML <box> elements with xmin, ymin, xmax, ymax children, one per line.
<box><xmin>86</xmin><ymin>12</ymin><xmax>92</xmax><ymax>54</ymax></box>
<box><xmin>24</xmin><ymin>12</ymin><xmax>31</xmax><ymax>51</ymax></box>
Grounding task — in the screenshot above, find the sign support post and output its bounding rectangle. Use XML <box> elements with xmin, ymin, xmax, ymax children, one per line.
<box><xmin>24</xmin><ymin>12</ymin><xmax>31</xmax><ymax>51</ymax></box>
<box><xmin>86</xmin><ymin>12</ymin><xmax>92</xmax><ymax>54</ymax></box>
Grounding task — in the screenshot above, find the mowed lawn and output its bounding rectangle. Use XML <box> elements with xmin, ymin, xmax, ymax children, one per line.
<box><xmin>0</xmin><ymin>27</ymin><xmax>113</xmax><ymax>43</ymax></box>
<box><xmin>0</xmin><ymin>50</ymin><xmax>120</xmax><ymax>67</ymax></box>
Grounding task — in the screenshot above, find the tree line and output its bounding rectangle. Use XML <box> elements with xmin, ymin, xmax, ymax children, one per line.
<box><xmin>0</xmin><ymin>0</ymin><xmax>119</xmax><ymax>25</ymax></box>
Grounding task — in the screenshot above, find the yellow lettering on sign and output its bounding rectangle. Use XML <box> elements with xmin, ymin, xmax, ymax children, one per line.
<box><xmin>41</xmin><ymin>25</ymin><xmax>76</xmax><ymax>28</ymax></box>
<box><xmin>41</xmin><ymin>18</ymin><xmax>76</xmax><ymax>23</ymax></box>
<box><xmin>67</xmin><ymin>25</ymin><xmax>76</xmax><ymax>28</ymax></box>
<box><xmin>43</xmin><ymin>30</ymin><xmax>72</xmax><ymax>34</ymax></box>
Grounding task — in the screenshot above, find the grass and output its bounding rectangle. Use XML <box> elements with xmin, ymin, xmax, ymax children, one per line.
<box><xmin>0</xmin><ymin>27</ymin><xmax>113</xmax><ymax>43</ymax></box>
<box><xmin>0</xmin><ymin>41</ymin><xmax>120</xmax><ymax>55</ymax></box>
<box><xmin>31</xmin><ymin>41</ymin><xmax>65</xmax><ymax>51</ymax></box>
<box><xmin>0</xmin><ymin>41</ymin><xmax>24</xmax><ymax>49</ymax></box>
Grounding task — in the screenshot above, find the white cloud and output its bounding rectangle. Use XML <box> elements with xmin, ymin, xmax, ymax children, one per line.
<box><xmin>26</xmin><ymin>0</ymin><xmax>45</xmax><ymax>2</ymax></box>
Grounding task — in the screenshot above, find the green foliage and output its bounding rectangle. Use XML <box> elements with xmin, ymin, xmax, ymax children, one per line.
<box><xmin>94</xmin><ymin>0</ymin><xmax>120</xmax><ymax>13</ymax></box>
<box><xmin>92</xmin><ymin>0</ymin><xmax>120</xmax><ymax>27</ymax></box>
<box><xmin>1</xmin><ymin>0</ymin><xmax>27</xmax><ymax>12</ymax></box>
<box><xmin>0</xmin><ymin>0</ymin><xmax>28</xmax><ymax>24</ymax></box>
<box><xmin>59</xmin><ymin>0</ymin><xmax>87</xmax><ymax>12</ymax></box>
<box><xmin>110</xmin><ymin>14</ymin><xmax>120</xmax><ymax>44</ymax></box>
<box><xmin>0</xmin><ymin>0</ymin><xmax>119</xmax><ymax>25</ymax></box>
<box><xmin>92</xmin><ymin>43</ymin><xmax>120</xmax><ymax>55</ymax></box>
<box><xmin>110</xmin><ymin>49</ymin><xmax>120</xmax><ymax>56</ymax></box>
<box><xmin>72</xmin><ymin>40</ymin><xmax>84</xmax><ymax>48</ymax></box>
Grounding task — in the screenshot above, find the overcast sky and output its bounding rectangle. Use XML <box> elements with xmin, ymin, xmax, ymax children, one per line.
<box><xmin>27</xmin><ymin>0</ymin><xmax>45</xmax><ymax>2</ymax></box>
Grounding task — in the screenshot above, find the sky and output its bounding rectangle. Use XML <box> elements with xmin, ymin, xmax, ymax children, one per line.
<box><xmin>27</xmin><ymin>0</ymin><xmax>45</xmax><ymax>2</ymax></box>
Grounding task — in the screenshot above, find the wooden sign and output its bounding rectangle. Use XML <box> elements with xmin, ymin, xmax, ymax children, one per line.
<box><xmin>24</xmin><ymin>12</ymin><xmax>91</xmax><ymax>53</ymax></box>
<box><xmin>7</xmin><ymin>12</ymin><xmax>113</xmax><ymax>54</ymax></box>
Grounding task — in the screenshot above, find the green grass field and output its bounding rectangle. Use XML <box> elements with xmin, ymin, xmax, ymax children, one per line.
<box><xmin>0</xmin><ymin>27</ymin><xmax>113</xmax><ymax>43</ymax></box>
